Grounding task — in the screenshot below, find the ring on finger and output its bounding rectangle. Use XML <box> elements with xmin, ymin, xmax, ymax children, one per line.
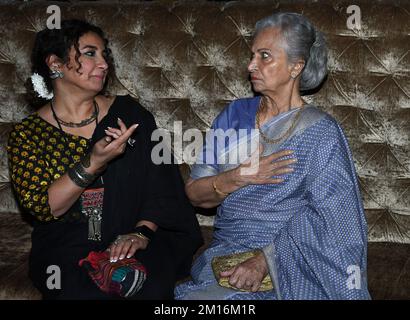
<box><xmin>113</xmin><ymin>235</ymin><xmax>123</xmax><ymax>245</ymax></box>
<box><xmin>127</xmin><ymin>138</ymin><xmax>135</xmax><ymax>147</ymax></box>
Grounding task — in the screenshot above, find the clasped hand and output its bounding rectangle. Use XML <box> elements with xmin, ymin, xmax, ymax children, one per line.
<box><xmin>90</xmin><ymin>117</ymin><xmax>138</xmax><ymax>170</ymax></box>
<box><xmin>220</xmin><ymin>252</ymin><xmax>269</xmax><ymax>292</ymax></box>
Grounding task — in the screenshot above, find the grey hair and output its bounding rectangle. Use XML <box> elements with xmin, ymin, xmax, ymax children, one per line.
<box><xmin>254</xmin><ymin>12</ymin><xmax>328</xmax><ymax>91</ymax></box>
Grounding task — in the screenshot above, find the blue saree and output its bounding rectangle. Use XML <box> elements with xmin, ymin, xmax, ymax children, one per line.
<box><xmin>175</xmin><ymin>97</ymin><xmax>370</xmax><ymax>300</ymax></box>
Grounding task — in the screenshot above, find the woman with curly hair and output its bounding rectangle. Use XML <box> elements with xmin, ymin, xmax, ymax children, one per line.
<box><xmin>7</xmin><ymin>19</ymin><xmax>202</xmax><ymax>300</ymax></box>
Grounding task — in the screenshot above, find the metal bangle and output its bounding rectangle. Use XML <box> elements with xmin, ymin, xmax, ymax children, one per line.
<box><xmin>212</xmin><ymin>176</ymin><xmax>229</xmax><ymax>197</ymax></box>
<box><xmin>132</xmin><ymin>225</ymin><xmax>155</xmax><ymax>241</ymax></box>
<box><xmin>68</xmin><ymin>167</ymin><xmax>88</xmax><ymax>188</ymax></box>
<box><xmin>130</xmin><ymin>232</ymin><xmax>150</xmax><ymax>242</ymax></box>
<box><xmin>68</xmin><ymin>162</ymin><xmax>97</xmax><ymax>188</ymax></box>
<box><xmin>75</xmin><ymin>161</ymin><xmax>97</xmax><ymax>182</ymax></box>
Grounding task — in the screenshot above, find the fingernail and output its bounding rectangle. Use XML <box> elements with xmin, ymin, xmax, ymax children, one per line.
<box><xmin>119</xmin><ymin>255</ymin><xmax>124</xmax><ymax>260</ymax></box>
<box><xmin>291</xmin><ymin>158</ymin><xmax>297</xmax><ymax>163</ymax></box>
<box><xmin>117</xmin><ymin>117</ymin><xmax>122</xmax><ymax>122</ymax></box>
<box><xmin>107</xmin><ymin>126</ymin><xmax>112</xmax><ymax>130</ymax></box>
<box><xmin>126</xmin><ymin>254</ymin><xmax>132</xmax><ymax>258</ymax></box>
<box><xmin>132</xmin><ymin>124</ymin><xmax>139</xmax><ymax>129</ymax></box>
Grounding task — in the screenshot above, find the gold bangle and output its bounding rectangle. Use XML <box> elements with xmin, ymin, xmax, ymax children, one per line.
<box><xmin>130</xmin><ymin>232</ymin><xmax>150</xmax><ymax>242</ymax></box>
<box><xmin>212</xmin><ymin>176</ymin><xmax>230</xmax><ymax>198</ymax></box>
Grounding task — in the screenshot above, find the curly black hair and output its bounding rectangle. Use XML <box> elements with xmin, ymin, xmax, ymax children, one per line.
<box><xmin>28</xmin><ymin>19</ymin><xmax>115</xmax><ymax>106</ymax></box>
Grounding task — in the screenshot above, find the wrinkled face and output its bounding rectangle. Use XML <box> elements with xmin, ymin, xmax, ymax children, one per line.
<box><xmin>59</xmin><ymin>32</ymin><xmax>109</xmax><ymax>93</ymax></box>
<box><xmin>248</xmin><ymin>27</ymin><xmax>294</xmax><ymax>95</ymax></box>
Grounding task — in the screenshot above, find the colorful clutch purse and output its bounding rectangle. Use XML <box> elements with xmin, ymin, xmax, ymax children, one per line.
<box><xmin>211</xmin><ymin>249</ymin><xmax>273</xmax><ymax>292</ymax></box>
<box><xmin>79</xmin><ymin>251</ymin><xmax>147</xmax><ymax>298</ymax></box>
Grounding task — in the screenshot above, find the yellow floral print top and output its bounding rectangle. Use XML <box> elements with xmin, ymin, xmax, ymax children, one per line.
<box><xmin>7</xmin><ymin>114</ymin><xmax>90</xmax><ymax>222</ymax></box>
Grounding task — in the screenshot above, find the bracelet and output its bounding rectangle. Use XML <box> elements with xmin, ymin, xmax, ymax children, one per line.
<box><xmin>212</xmin><ymin>176</ymin><xmax>230</xmax><ymax>198</ymax></box>
<box><xmin>132</xmin><ymin>225</ymin><xmax>155</xmax><ymax>242</ymax></box>
<box><xmin>68</xmin><ymin>161</ymin><xmax>97</xmax><ymax>188</ymax></box>
<box><xmin>130</xmin><ymin>232</ymin><xmax>150</xmax><ymax>242</ymax></box>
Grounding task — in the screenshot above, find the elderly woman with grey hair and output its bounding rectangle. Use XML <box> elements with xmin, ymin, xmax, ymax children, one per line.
<box><xmin>175</xmin><ymin>12</ymin><xmax>370</xmax><ymax>300</ymax></box>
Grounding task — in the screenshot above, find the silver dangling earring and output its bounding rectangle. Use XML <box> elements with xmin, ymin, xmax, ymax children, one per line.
<box><xmin>50</xmin><ymin>69</ymin><xmax>64</xmax><ymax>80</ymax></box>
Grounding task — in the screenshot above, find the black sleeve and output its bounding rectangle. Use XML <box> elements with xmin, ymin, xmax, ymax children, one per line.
<box><xmin>138</xmin><ymin>111</ymin><xmax>201</xmax><ymax>239</ymax></box>
<box><xmin>91</xmin><ymin>95</ymin><xmax>203</xmax><ymax>252</ymax></box>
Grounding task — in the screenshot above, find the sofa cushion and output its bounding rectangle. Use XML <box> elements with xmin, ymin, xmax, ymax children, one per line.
<box><xmin>367</xmin><ymin>242</ymin><xmax>410</xmax><ymax>300</ymax></box>
<box><xmin>0</xmin><ymin>212</ymin><xmax>40</xmax><ymax>299</ymax></box>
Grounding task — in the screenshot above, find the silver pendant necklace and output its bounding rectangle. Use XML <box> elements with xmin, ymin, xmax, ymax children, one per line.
<box><xmin>51</xmin><ymin>100</ymin><xmax>104</xmax><ymax>241</ymax></box>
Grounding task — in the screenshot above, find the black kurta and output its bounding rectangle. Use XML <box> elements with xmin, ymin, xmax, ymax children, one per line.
<box><xmin>8</xmin><ymin>95</ymin><xmax>203</xmax><ymax>299</ymax></box>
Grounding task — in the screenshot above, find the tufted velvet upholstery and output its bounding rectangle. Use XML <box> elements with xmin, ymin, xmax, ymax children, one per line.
<box><xmin>0</xmin><ymin>0</ymin><xmax>409</xmax><ymax>300</ymax></box>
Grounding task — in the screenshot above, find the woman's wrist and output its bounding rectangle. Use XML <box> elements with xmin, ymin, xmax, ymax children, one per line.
<box><xmin>212</xmin><ymin>170</ymin><xmax>244</xmax><ymax>198</ymax></box>
<box><xmin>67</xmin><ymin>153</ymin><xmax>107</xmax><ymax>188</ymax></box>
<box><xmin>68</xmin><ymin>157</ymin><xmax>97</xmax><ymax>188</ymax></box>
<box><xmin>132</xmin><ymin>225</ymin><xmax>155</xmax><ymax>242</ymax></box>
<box><xmin>129</xmin><ymin>232</ymin><xmax>150</xmax><ymax>243</ymax></box>
<box><xmin>227</xmin><ymin>167</ymin><xmax>246</xmax><ymax>189</ymax></box>
<box><xmin>212</xmin><ymin>176</ymin><xmax>230</xmax><ymax>198</ymax></box>
<box><xmin>87</xmin><ymin>153</ymin><xmax>107</xmax><ymax>175</ymax></box>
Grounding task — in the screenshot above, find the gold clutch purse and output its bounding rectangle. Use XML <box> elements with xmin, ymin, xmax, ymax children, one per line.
<box><xmin>211</xmin><ymin>249</ymin><xmax>274</xmax><ymax>292</ymax></box>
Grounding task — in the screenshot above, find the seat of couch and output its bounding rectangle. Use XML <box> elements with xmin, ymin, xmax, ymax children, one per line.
<box><xmin>0</xmin><ymin>213</ymin><xmax>39</xmax><ymax>299</ymax></box>
<box><xmin>0</xmin><ymin>213</ymin><xmax>409</xmax><ymax>300</ymax></box>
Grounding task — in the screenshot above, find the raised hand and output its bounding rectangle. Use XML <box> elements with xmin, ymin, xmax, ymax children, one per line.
<box><xmin>90</xmin><ymin>118</ymin><xmax>138</xmax><ymax>170</ymax></box>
